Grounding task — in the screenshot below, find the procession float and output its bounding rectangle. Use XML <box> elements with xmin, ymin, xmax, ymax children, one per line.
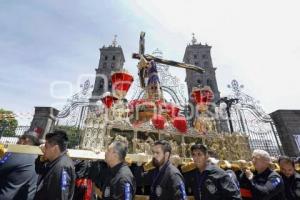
<box><xmin>79</xmin><ymin>32</ymin><xmax>252</xmax><ymax>166</ymax></box>
<box><xmin>0</xmin><ymin>32</ymin><xmax>253</xmax><ymax>165</ymax></box>
<box><xmin>1</xmin><ymin>32</ymin><xmax>273</xmax><ymax>199</ymax></box>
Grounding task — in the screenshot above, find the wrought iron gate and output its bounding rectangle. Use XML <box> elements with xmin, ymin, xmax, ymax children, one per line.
<box><xmin>223</xmin><ymin>80</ymin><xmax>283</xmax><ymax>156</ymax></box>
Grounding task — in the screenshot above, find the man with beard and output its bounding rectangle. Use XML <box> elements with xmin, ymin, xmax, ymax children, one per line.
<box><xmin>102</xmin><ymin>141</ymin><xmax>136</xmax><ymax>200</ymax></box>
<box><xmin>184</xmin><ymin>143</ymin><xmax>241</xmax><ymax>200</ymax></box>
<box><xmin>278</xmin><ymin>156</ymin><xmax>300</xmax><ymax>200</ymax></box>
<box><xmin>150</xmin><ymin>140</ymin><xmax>187</xmax><ymax>200</ymax></box>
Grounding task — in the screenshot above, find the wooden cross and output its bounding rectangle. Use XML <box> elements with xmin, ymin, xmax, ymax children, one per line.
<box><xmin>132</xmin><ymin>32</ymin><xmax>204</xmax><ymax>88</ymax></box>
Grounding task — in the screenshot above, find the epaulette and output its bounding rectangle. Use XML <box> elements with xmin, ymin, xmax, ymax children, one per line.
<box><xmin>181</xmin><ymin>162</ymin><xmax>196</xmax><ymax>173</ymax></box>
<box><xmin>0</xmin><ymin>144</ymin><xmax>7</xmax><ymax>158</ymax></box>
<box><xmin>218</xmin><ymin>160</ymin><xmax>231</xmax><ymax>170</ymax></box>
<box><xmin>231</xmin><ymin>163</ymin><xmax>241</xmax><ymax>172</ymax></box>
<box><xmin>295</xmin><ymin>163</ymin><xmax>300</xmax><ymax>173</ymax></box>
<box><xmin>143</xmin><ymin>161</ymin><xmax>155</xmax><ymax>171</ymax></box>
<box><xmin>125</xmin><ymin>157</ymin><xmax>132</xmax><ymax>166</ymax></box>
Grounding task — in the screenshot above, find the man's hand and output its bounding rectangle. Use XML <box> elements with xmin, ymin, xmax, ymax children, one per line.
<box><xmin>245</xmin><ymin>169</ymin><xmax>254</xmax><ymax>180</ymax></box>
<box><xmin>38</xmin><ymin>144</ymin><xmax>47</xmax><ymax>162</ymax></box>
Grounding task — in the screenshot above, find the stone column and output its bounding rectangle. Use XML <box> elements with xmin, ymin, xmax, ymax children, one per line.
<box><xmin>29</xmin><ymin>107</ymin><xmax>59</xmax><ymax>139</ymax></box>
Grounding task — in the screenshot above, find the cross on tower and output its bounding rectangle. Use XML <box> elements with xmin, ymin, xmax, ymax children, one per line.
<box><xmin>191</xmin><ymin>33</ymin><xmax>197</xmax><ymax>45</ymax></box>
<box><xmin>132</xmin><ymin>32</ymin><xmax>205</xmax><ymax>88</ymax></box>
<box><xmin>112</xmin><ymin>34</ymin><xmax>118</xmax><ymax>47</ymax></box>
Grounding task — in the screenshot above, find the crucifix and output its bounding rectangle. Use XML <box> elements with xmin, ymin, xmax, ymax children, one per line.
<box><xmin>132</xmin><ymin>32</ymin><xmax>205</xmax><ymax>90</ymax></box>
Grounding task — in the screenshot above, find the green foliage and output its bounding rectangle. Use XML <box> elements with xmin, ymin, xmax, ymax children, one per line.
<box><xmin>0</xmin><ymin>108</ymin><xmax>18</xmax><ymax>137</ymax></box>
<box><xmin>55</xmin><ymin>125</ymin><xmax>81</xmax><ymax>149</ymax></box>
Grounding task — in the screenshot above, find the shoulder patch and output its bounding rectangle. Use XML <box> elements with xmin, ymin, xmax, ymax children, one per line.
<box><xmin>271</xmin><ymin>177</ymin><xmax>281</xmax><ymax>188</ymax></box>
<box><xmin>178</xmin><ymin>181</ymin><xmax>187</xmax><ymax>200</ymax></box>
<box><xmin>0</xmin><ymin>153</ymin><xmax>12</xmax><ymax>164</ymax></box>
<box><xmin>124</xmin><ymin>182</ymin><xmax>132</xmax><ymax>200</ymax></box>
<box><xmin>61</xmin><ymin>169</ymin><xmax>70</xmax><ymax>191</ymax></box>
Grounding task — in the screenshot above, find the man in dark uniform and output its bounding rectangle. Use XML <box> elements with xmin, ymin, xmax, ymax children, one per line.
<box><xmin>244</xmin><ymin>149</ymin><xmax>285</xmax><ymax>200</ymax></box>
<box><xmin>278</xmin><ymin>156</ymin><xmax>300</xmax><ymax>200</ymax></box>
<box><xmin>102</xmin><ymin>141</ymin><xmax>136</xmax><ymax>200</ymax></box>
<box><xmin>184</xmin><ymin>143</ymin><xmax>241</xmax><ymax>200</ymax></box>
<box><xmin>73</xmin><ymin>160</ymin><xmax>93</xmax><ymax>200</ymax></box>
<box><xmin>89</xmin><ymin>160</ymin><xmax>110</xmax><ymax>199</ymax></box>
<box><xmin>34</xmin><ymin>130</ymin><xmax>75</xmax><ymax>200</ymax></box>
<box><xmin>149</xmin><ymin>140</ymin><xmax>187</xmax><ymax>200</ymax></box>
<box><xmin>0</xmin><ymin>131</ymin><xmax>40</xmax><ymax>200</ymax></box>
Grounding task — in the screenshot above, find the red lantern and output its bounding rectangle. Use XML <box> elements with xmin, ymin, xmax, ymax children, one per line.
<box><xmin>151</xmin><ymin>114</ymin><xmax>165</xmax><ymax>129</ymax></box>
<box><xmin>101</xmin><ymin>93</ymin><xmax>118</xmax><ymax>109</ymax></box>
<box><xmin>111</xmin><ymin>71</ymin><xmax>134</xmax><ymax>98</ymax></box>
<box><xmin>191</xmin><ymin>88</ymin><xmax>202</xmax><ymax>104</ymax></box>
<box><xmin>166</xmin><ymin>103</ymin><xmax>180</xmax><ymax>118</ymax></box>
<box><xmin>201</xmin><ymin>87</ymin><xmax>214</xmax><ymax>105</ymax></box>
<box><xmin>172</xmin><ymin>116</ymin><xmax>187</xmax><ymax>133</ymax></box>
<box><xmin>191</xmin><ymin>86</ymin><xmax>214</xmax><ymax>106</ymax></box>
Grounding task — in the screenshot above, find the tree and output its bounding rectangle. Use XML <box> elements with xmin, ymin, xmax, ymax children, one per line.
<box><xmin>0</xmin><ymin>108</ymin><xmax>18</xmax><ymax>137</ymax></box>
<box><xmin>55</xmin><ymin>125</ymin><xmax>81</xmax><ymax>149</ymax></box>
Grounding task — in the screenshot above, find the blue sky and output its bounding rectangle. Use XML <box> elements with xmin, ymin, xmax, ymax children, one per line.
<box><xmin>1</xmin><ymin>0</ymin><xmax>300</xmax><ymax>125</ymax></box>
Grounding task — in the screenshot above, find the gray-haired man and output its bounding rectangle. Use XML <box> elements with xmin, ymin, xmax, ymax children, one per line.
<box><xmin>102</xmin><ymin>141</ymin><xmax>136</xmax><ymax>200</ymax></box>
<box><xmin>244</xmin><ymin>149</ymin><xmax>285</xmax><ymax>200</ymax></box>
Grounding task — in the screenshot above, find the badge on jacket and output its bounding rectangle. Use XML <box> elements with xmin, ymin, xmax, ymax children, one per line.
<box><xmin>156</xmin><ymin>185</ymin><xmax>162</xmax><ymax>197</ymax></box>
<box><xmin>178</xmin><ymin>181</ymin><xmax>187</xmax><ymax>200</ymax></box>
<box><xmin>271</xmin><ymin>177</ymin><xmax>281</xmax><ymax>188</ymax></box>
<box><xmin>61</xmin><ymin>169</ymin><xmax>69</xmax><ymax>191</ymax></box>
<box><xmin>0</xmin><ymin>153</ymin><xmax>12</xmax><ymax>164</ymax></box>
<box><xmin>125</xmin><ymin>183</ymin><xmax>131</xmax><ymax>200</ymax></box>
<box><xmin>104</xmin><ymin>186</ymin><xmax>110</xmax><ymax>197</ymax></box>
<box><xmin>206</xmin><ymin>180</ymin><xmax>217</xmax><ymax>194</ymax></box>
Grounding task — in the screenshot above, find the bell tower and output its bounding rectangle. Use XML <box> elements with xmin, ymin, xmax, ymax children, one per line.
<box><xmin>183</xmin><ymin>34</ymin><xmax>220</xmax><ymax>103</ymax></box>
<box><xmin>90</xmin><ymin>35</ymin><xmax>125</xmax><ymax>103</ymax></box>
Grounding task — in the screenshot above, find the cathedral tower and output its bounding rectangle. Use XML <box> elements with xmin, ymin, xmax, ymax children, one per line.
<box><xmin>90</xmin><ymin>36</ymin><xmax>125</xmax><ymax>103</ymax></box>
<box><xmin>183</xmin><ymin>34</ymin><xmax>220</xmax><ymax>102</ymax></box>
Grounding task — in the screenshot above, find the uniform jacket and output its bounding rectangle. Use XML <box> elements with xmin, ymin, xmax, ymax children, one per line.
<box><xmin>183</xmin><ymin>163</ymin><xmax>241</xmax><ymax>200</ymax></box>
<box><xmin>250</xmin><ymin>168</ymin><xmax>285</xmax><ymax>200</ymax></box>
<box><xmin>149</xmin><ymin>161</ymin><xmax>187</xmax><ymax>200</ymax></box>
<box><xmin>280</xmin><ymin>172</ymin><xmax>300</xmax><ymax>200</ymax></box>
<box><xmin>0</xmin><ymin>153</ymin><xmax>38</xmax><ymax>200</ymax></box>
<box><xmin>34</xmin><ymin>152</ymin><xmax>75</xmax><ymax>200</ymax></box>
<box><xmin>102</xmin><ymin>162</ymin><xmax>136</xmax><ymax>200</ymax></box>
